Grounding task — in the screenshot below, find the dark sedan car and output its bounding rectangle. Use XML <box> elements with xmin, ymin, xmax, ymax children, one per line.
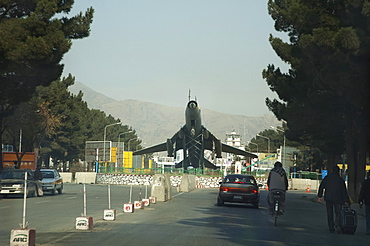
<box><xmin>217</xmin><ymin>174</ymin><xmax>260</xmax><ymax>208</ymax></box>
<box><xmin>0</xmin><ymin>169</ymin><xmax>39</xmax><ymax>197</ymax></box>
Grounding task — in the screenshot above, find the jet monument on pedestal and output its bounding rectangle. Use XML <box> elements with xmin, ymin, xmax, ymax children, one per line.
<box><xmin>133</xmin><ymin>96</ymin><xmax>257</xmax><ymax>170</ymax></box>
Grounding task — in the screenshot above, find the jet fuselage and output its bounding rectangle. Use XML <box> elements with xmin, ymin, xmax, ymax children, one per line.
<box><xmin>185</xmin><ymin>100</ymin><xmax>202</xmax><ymax>137</ymax></box>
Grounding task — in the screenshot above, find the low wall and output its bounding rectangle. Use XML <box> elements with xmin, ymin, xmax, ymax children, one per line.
<box><xmin>290</xmin><ymin>178</ymin><xmax>320</xmax><ymax>191</ymax></box>
<box><xmin>75</xmin><ymin>172</ymin><xmax>97</xmax><ymax>184</ymax></box>
<box><xmin>60</xmin><ymin>172</ymin><xmax>72</xmax><ymax>183</ymax></box>
<box><xmin>91</xmin><ymin>173</ymin><xmax>318</xmax><ymax>191</ymax></box>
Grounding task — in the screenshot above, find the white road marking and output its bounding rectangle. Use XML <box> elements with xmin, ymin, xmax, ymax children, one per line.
<box><xmin>172</xmin><ymin>192</ymin><xmax>184</xmax><ymax>198</ymax></box>
<box><xmin>35</xmin><ymin>200</ymin><xmax>50</xmax><ymax>204</ymax></box>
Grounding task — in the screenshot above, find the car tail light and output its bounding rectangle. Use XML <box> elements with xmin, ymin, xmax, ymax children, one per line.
<box><xmin>220</xmin><ymin>187</ymin><xmax>259</xmax><ymax>193</ymax></box>
<box><xmin>220</xmin><ymin>187</ymin><xmax>229</xmax><ymax>192</ymax></box>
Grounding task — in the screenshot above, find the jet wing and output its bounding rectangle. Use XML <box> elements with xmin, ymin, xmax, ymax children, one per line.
<box><xmin>133</xmin><ymin>127</ymin><xmax>184</xmax><ymax>156</ymax></box>
<box><xmin>221</xmin><ymin>143</ymin><xmax>258</xmax><ymax>158</ymax></box>
<box><xmin>133</xmin><ymin>142</ymin><xmax>167</xmax><ymax>155</ymax></box>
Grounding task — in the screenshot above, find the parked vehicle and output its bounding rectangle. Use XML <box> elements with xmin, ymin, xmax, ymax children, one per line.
<box><xmin>217</xmin><ymin>174</ymin><xmax>260</xmax><ymax>208</ymax></box>
<box><xmin>40</xmin><ymin>169</ymin><xmax>63</xmax><ymax>195</ymax></box>
<box><xmin>0</xmin><ymin>169</ymin><xmax>39</xmax><ymax>197</ymax></box>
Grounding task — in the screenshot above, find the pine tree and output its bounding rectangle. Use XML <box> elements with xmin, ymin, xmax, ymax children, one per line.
<box><xmin>264</xmin><ymin>0</ymin><xmax>370</xmax><ymax>200</ymax></box>
<box><xmin>0</xmin><ymin>0</ymin><xmax>94</xmax><ymax>170</ymax></box>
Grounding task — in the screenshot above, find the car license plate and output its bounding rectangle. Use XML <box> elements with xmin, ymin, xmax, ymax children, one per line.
<box><xmin>234</xmin><ymin>195</ymin><xmax>242</xmax><ymax>200</ymax></box>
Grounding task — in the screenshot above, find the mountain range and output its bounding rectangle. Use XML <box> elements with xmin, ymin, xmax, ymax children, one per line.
<box><xmin>68</xmin><ymin>82</ymin><xmax>281</xmax><ymax>147</ymax></box>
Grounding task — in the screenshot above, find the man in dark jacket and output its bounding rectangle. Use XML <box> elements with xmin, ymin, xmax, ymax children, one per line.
<box><xmin>34</xmin><ymin>166</ymin><xmax>43</xmax><ymax>197</ymax></box>
<box><xmin>358</xmin><ymin>170</ymin><xmax>370</xmax><ymax>235</ymax></box>
<box><xmin>318</xmin><ymin>165</ymin><xmax>349</xmax><ymax>233</ymax></box>
<box><xmin>267</xmin><ymin>161</ymin><xmax>288</xmax><ymax>215</ymax></box>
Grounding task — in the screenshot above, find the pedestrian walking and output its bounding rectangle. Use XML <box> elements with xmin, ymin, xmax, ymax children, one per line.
<box><xmin>318</xmin><ymin>165</ymin><xmax>349</xmax><ymax>233</ymax></box>
<box><xmin>358</xmin><ymin>170</ymin><xmax>370</xmax><ymax>235</ymax></box>
<box><xmin>34</xmin><ymin>166</ymin><xmax>44</xmax><ymax>197</ymax></box>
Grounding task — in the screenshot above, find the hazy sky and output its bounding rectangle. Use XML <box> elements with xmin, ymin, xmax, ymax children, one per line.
<box><xmin>62</xmin><ymin>0</ymin><xmax>289</xmax><ymax>116</ymax></box>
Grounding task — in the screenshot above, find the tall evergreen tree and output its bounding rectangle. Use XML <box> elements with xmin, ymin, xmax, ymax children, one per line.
<box><xmin>264</xmin><ymin>0</ymin><xmax>370</xmax><ymax>200</ymax></box>
<box><xmin>0</xmin><ymin>0</ymin><xmax>94</xmax><ymax>170</ymax></box>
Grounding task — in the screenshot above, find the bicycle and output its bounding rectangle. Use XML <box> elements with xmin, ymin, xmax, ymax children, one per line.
<box><xmin>271</xmin><ymin>190</ymin><xmax>283</xmax><ymax>226</ymax></box>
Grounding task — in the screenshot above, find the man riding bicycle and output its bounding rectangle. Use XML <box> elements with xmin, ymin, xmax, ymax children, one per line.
<box><xmin>267</xmin><ymin>161</ymin><xmax>288</xmax><ymax>215</ymax></box>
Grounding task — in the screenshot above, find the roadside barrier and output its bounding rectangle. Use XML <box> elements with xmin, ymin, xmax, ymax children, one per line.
<box><xmin>10</xmin><ymin>228</ymin><xmax>35</xmax><ymax>246</ymax></box>
<box><xmin>59</xmin><ymin>172</ymin><xmax>72</xmax><ymax>183</ymax></box>
<box><xmin>10</xmin><ymin>173</ymin><xmax>36</xmax><ymax>245</ymax></box>
<box><xmin>123</xmin><ymin>203</ymin><xmax>134</xmax><ymax>213</ymax></box>
<box><xmin>76</xmin><ymin>184</ymin><xmax>93</xmax><ymax>230</ymax></box>
<box><xmin>134</xmin><ymin>201</ymin><xmax>144</xmax><ymax>210</ymax></box>
<box><xmin>151</xmin><ymin>174</ymin><xmax>172</xmax><ymax>202</ymax></box>
<box><xmin>124</xmin><ymin>185</ymin><xmax>134</xmax><ymax>213</ymax></box>
<box><xmin>103</xmin><ymin>184</ymin><xmax>116</xmax><ymax>221</ymax></box>
<box><xmin>75</xmin><ymin>172</ymin><xmax>96</xmax><ymax>184</ymax></box>
<box><xmin>142</xmin><ymin>185</ymin><xmax>151</xmax><ymax>206</ymax></box>
<box><xmin>179</xmin><ymin>174</ymin><xmax>196</xmax><ymax>192</ymax></box>
<box><xmin>149</xmin><ymin>196</ymin><xmax>156</xmax><ymax>204</ymax></box>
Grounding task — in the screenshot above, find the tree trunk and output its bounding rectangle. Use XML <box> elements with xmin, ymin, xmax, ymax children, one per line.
<box><xmin>345</xmin><ymin>119</ymin><xmax>367</xmax><ymax>203</ymax></box>
<box><xmin>45</xmin><ymin>155</ymin><xmax>50</xmax><ymax>168</ymax></box>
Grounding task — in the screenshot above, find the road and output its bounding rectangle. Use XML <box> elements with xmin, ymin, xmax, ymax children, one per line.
<box><xmin>1</xmin><ymin>184</ymin><xmax>368</xmax><ymax>246</ymax></box>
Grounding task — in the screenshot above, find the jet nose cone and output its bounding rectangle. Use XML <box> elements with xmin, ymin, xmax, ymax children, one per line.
<box><xmin>187</xmin><ymin>101</ymin><xmax>198</xmax><ymax>109</ymax></box>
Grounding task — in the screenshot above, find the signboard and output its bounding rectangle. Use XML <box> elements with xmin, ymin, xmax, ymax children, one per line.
<box><xmin>2</xmin><ymin>152</ymin><xmax>37</xmax><ymax>170</ymax></box>
<box><xmin>85</xmin><ymin>141</ymin><xmax>112</xmax><ymax>163</ymax></box>
<box><xmin>322</xmin><ymin>170</ymin><xmax>328</xmax><ymax>179</ymax></box>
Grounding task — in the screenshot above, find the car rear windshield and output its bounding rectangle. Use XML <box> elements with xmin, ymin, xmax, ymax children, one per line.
<box><xmin>224</xmin><ymin>175</ymin><xmax>256</xmax><ymax>184</ymax></box>
<box><xmin>41</xmin><ymin>171</ymin><xmax>54</xmax><ymax>178</ymax></box>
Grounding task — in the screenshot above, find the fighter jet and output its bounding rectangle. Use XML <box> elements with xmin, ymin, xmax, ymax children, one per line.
<box><xmin>133</xmin><ymin>98</ymin><xmax>258</xmax><ymax>170</ymax></box>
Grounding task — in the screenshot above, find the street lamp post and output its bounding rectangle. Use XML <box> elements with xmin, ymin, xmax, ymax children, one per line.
<box><xmin>270</xmin><ymin>126</ymin><xmax>286</xmax><ymax>167</ymax></box>
<box><xmin>103</xmin><ymin>122</ymin><xmax>121</xmax><ymax>164</ymax></box>
<box><xmin>256</xmin><ymin>134</ymin><xmax>270</xmax><ymax>156</ymax></box>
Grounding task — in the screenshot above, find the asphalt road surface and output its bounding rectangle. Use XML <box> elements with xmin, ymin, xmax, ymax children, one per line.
<box><xmin>1</xmin><ymin>183</ymin><xmax>369</xmax><ymax>246</ymax></box>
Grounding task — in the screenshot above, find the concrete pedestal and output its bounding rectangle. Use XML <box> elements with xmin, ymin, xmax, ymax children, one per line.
<box><xmin>149</xmin><ymin>196</ymin><xmax>156</xmax><ymax>204</ymax></box>
<box><xmin>75</xmin><ymin>217</ymin><xmax>93</xmax><ymax>230</ymax></box>
<box><xmin>142</xmin><ymin>198</ymin><xmax>150</xmax><ymax>207</ymax></box>
<box><xmin>10</xmin><ymin>228</ymin><xmax>36</xmax><ymax>246</ymax></box>
<box><xmin>124</xmin><ymin>203</ymin><xmax>134</xmax><ymax>213</ymax></box>
<box><xmin>134</xmin><ymin>201</ymin><xmax>144</xmax><ymax>209</ymax></box>
<box><xmin>103</xmin><ymin>209</ymin><xmax>116</xmax><ymax>221</ymax></box>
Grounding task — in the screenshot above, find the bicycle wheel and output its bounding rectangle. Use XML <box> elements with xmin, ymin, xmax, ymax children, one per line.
<box><xmin>274</xmin><ymin>215</ymin><xmax>278</xmax><ymax>226</ymax></box>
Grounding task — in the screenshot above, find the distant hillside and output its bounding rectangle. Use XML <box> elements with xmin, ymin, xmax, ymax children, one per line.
<box><xmin>69</xmin><ymin>82</ymin><xmax>281</xmax><ymax>146</ymax></box>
